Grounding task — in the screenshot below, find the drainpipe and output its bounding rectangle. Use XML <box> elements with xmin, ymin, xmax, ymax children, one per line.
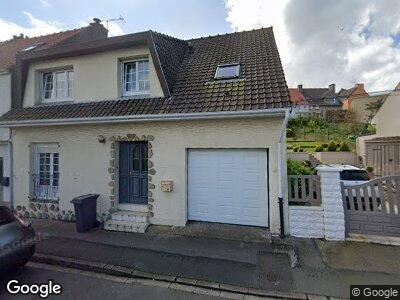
<box><xmin>8</xmin><ymin>129</ymin><xmax>14</xmax><ymax>210</ymax></box>
<box><xmin>277</xmin><ymin>108</ymin><xmax>290</xmax><ymax>238</ymax></box>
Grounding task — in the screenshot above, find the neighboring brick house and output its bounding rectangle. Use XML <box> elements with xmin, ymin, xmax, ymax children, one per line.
<box><xmin>338</xmin><ymin>83</ymin><xmax>367</xmax><ymax>110</ymax></box>
<box><xmin>288</xmin><ymin>83</ymin><xmax>340</xmax><ymax>117</ymax></box>
<box><xmin>288</xmin><ymin>88</ymin><xmax>308</xmax><ymax>117</ymax></box>
<box><xmin>338</xmin><ymin>83</ymin><xmax>389</xmax><ymax>124</ymax></box>
<box><xmin>0</xmin><ymin>27</ymin><xmax>291</xmax><ymax>236</ymax></box>
<box><xmin>0</xmin><ymin>20</ymin><xmax>107</xmax><ymax>206</ymax></box>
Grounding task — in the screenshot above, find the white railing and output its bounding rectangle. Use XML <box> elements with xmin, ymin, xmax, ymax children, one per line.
<box><xmin>32</xmin><ymin>174</ymin><xmax>59</xmax><ymax>201</ymax></box>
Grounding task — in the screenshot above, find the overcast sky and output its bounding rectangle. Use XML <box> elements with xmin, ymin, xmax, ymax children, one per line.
<box><xmin>0</xmin><ymin>0</ymin><xmax>399</xmax><ymax>92</ymax></box>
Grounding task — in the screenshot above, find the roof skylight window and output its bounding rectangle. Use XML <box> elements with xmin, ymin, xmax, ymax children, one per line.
<box><xmin>214</xmin><ymin>63</ymin><xmax>240</xmax><ymax>80</ymax></box>
<box><xmin>22</xmin><ymin>42</ymin><xmax>45</xmax><ymax>52</ymax></box>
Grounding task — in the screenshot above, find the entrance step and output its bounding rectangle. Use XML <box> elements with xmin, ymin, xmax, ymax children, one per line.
<box><xmin>104</xmin><ymin>211</ymin><xmax>149</xmax><ymax>233</ymax></box>
<box><xmin>111</xmin><ymin>210</ymin><xmax>149</xmax><ymax>223</ymax></box>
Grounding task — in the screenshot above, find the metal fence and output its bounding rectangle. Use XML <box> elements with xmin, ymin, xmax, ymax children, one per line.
<box><xmin>341</xmin><ymin>175</ymin><xmax>400</xmax><ymax>237</ymax></box>
<box><xmin>288</xmin><ymin>175</ymin><xmax>322</xmax><ymax>206</ymax></box>
<box><xmin>32</xmin><ymin>174</ymin><xmax>59</xmax><ymax>201</ymax></box>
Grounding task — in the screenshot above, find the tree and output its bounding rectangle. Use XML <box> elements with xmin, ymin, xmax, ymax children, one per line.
<box><xmin>364</xmin><ymin>97</ymin><xmax>384</xmax><ymax>123</ymax></box>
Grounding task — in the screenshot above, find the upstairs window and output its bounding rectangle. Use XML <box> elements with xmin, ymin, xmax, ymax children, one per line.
<box><xmin>215</xmin><ymin>63</ymin><xmax>240</xmax><ymax>80</ymax></box>
<box><xmin>327</xmin><ymin>98</ymin><xmax>338</xmax><ymax>105</ymax></box>
<box><xmin>122</xmin><ymin>59</ymin><xmax>150</xmax><ymax>96</ymax></box>
<box><xmin>42</xmin><ymin>69</ymin><xmax>73</xmax><ymax>103</ymax></box>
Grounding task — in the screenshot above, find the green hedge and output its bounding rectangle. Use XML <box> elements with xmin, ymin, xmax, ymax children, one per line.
<box><xmin>287</xmin><ymin>159</ymin><xmax>314</xmax><ymax>175</ymax></box>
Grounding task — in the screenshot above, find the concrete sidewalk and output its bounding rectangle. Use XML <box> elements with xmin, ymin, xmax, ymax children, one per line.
<box><xmin>30</xmin><ymin>219</ymin><xmax>400</xmax><ymax>299</ymax></box>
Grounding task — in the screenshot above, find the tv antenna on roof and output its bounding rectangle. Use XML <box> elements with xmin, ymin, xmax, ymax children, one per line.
<box><xmin>94</xmin><ymin>16</ymin><xmax>125</xmax><ymax>31</ymax></box>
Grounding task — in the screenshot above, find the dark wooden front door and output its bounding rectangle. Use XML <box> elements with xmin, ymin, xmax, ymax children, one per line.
<box><xmin>119</xmin><ymin>142</ymin><xmax>148</xmax><ymax>204</ymax></box>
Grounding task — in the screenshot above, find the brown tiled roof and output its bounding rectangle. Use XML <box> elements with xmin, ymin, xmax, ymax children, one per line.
<box><xmin>0</xmin><ymin>98</ymin><xmax>167</xmax><ymax>121</ymax></box>
<box><xmin>0</xmin><ymin>27</ymin><xmax>290</xmax><ymax>123</ymax></box>
<box><xmin>289</xmin><ymin>88</ymin><xmax>306</xmax><ymax>104</ymax></box>
<box><xmin>0</xmin><ymin>29</ymin><xmax>82</xmax><ymax>70</ymax></box>
<box><xmin>301</xmin><ymin>88</ymin><xmax>329</xmax><ymax>100</ymax></box>
<box><xmin>169</xmin><ymin>28</ymin><xmax>289</xmax><ymax>113</ymax></box>
<box><xmin>151</xmin><ymin>31</ymin><xmax>188</xmax><ymax>93</ymax></box>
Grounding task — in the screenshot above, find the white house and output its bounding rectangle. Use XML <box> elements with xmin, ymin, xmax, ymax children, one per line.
<box><xmin>0</xmin><ymin>27</ymin><xmax>291</xmax><ymax>236</ymax></box>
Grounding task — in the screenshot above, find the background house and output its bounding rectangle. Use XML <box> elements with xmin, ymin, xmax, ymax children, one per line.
<box><xmin>356</xmin><ymin>82</ymin><xmax>400</xmax><ymax>175</ymax></box>
<box><xmin>289</xmin><ymin>84</ymin><xmax>340</xmax><ymax>118</ymax></box>
<box><xmin>347</xmin><ymin>92</ymin><xmax>389</xmax><ymax>124</ymax></box>
<box><xmin>0</xmin><ymin>21</ymin><xmax>107</xmax><ymax>206</ymax></box>
<box><xmin>288</xmin><ymin>88</ymin><xmax>308</xmax><ymax>117</ymax></box>
<box><xmin>339</xmin><ymin>83</ymin><xmax>367</xmax><ymax>110</ymax></box>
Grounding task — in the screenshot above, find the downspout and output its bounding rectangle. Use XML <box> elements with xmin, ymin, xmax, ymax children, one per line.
<box><xmin>8</xmin><ymin>129</ymin><xmax>13</xmax><ymax>210</ymax></box>
<box><xmin>277</xmin><ymin>108</ymin><xmax>290</xmax><ymax>238</ymax></box>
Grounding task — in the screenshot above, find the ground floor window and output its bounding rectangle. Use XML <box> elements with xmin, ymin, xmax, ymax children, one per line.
<box><xmin>31</xmin><ymin>144</ymin><xmax>59</xmax><ymax>201</ymax></box>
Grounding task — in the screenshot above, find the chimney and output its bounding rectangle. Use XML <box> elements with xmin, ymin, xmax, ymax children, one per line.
<box><xmin>91</xmin><ymin>18</ymin><xmax>102</xmax><ymax>25</ymax></box>
<box><xmin>12</xmin><ymin>33</ymin><xmax>25</xmax><ymax>40</ymax></box>
<box><xmin>356</xmin><ymin>83</ymin><xmax>364</xmax><ymax>89</ymax></box>
<box><xmin>329</xmin><ymin>83</ymin><xmax>335</xmax><ymax>93</ymax></box>
<box><xmin>298</xmin><ymin>84</ymin><xmax>303</xmax><ymax>92</ymax></box>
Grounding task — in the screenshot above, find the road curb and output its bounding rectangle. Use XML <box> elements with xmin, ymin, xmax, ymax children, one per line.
<box><xmin>31</xmin><ymin>253</ymin><xmax>328</xmax><ymax>299</ymax></box>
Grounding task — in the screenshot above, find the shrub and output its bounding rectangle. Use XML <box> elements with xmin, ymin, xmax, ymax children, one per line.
<box><xmin>287</xmin><ymin>159</ymin><xmax>314</xmax><ymax>175</ymax></box>
<box><xmin>339</xmin><ymin>142</ymin><xmax>350</xmax><ymax>152</ymax></box>
<box><xmin>287</xmin><ymin>145</ymin><xmax>293</xmax><ymax>150</ymax></box>
<box><xmin>292</xmin><ymin>145</ymin><xmax>300</xmax><ymax>152</ymax></box>
<box><xmin>315</xmin><ymin>145</ymin><xmax>324</xmax><ymax>152</ymax></box>
<box><xmin>286</xmin><ymin>128</ymin><xmax>295</xmax><ymax>138</ymax></box>
<box><xmin>322</xmin><ymin>143</ymin><xmax>328</xmax><ymax>148</ymax></box>
<box><xmin>327</xmin><ymin>141</ymin><xmax>337</xmax><ymax>152</ymax></box>
<box><xmin>303</xmin><ymin>160</ymin><xmax>312</xmax><ymax>168</ymax></box>
<box><xmin>336</xmin><ymin>143</ymin><xmax>341</xmax><ymax>148</ymax></box>
<box><xmin>366</xmin><ymin>166</ymin><xmax>374</xmax><ymax>173</ymax></box>
<box><xmin>298</xmin><ymin>148</ymin><xmax>304</xmax><ymax>152</ymax></box>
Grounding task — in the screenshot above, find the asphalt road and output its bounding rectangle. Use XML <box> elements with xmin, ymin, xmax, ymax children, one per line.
<box><xmin>0</xmin><ymin>263</ymin><xmax>224</xmax><ymax>300</ymax></box>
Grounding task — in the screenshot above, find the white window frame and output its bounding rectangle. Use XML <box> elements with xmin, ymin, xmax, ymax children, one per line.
<box><xmin>121</xmin><ymin>59</ymin><xmax>150</xmax><ymax>96</ymax></box>
<box><xmin>41</xmin><ymin>69</ymin><xmax>74</xmax><ymax>103</ymax></box>
<box><xmin>32</xmin><ymin>144</ymin><xmax>60</xmax><ymax>201</ymax></box>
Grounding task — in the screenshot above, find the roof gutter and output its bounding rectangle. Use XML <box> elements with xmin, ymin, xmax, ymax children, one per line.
<box><xmin>0</xmin><ymin>108</ymin><xmax>288</xmax><ymax>128</ymax></box>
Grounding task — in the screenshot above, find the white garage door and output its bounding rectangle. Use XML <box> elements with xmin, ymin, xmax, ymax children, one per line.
<box><xmin>188</xmin><ymin>149</ymin><xmax>268</xmax><ymax>227</ymax></box>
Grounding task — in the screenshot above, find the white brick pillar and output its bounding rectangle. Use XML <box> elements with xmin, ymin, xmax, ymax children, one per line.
<box><xmin>316</xmin><ymin>167</ymin><xmax>346</xmax><ymax>241</ymax></box>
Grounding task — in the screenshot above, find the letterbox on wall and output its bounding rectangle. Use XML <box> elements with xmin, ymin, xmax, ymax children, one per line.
<box><xmin>161</xmin><ymin>180</ymin><xmax>173</xmax><ymax>192</ymax></box>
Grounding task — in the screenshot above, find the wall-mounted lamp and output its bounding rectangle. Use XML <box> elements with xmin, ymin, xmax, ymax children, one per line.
<box><xmin>97</xmin><ymin>135</ymin><xmax>106</xmax><ymax>143</ymax></box>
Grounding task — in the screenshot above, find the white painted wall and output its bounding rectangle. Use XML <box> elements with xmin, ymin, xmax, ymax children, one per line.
<box><xmin>314</xmin><ymin>151</ymin><xmax>358</xmax><ymax>167</ymax></box>
<box><xmin>289</xmin><ymin>206</ymin><xmax>324</xmax><ymax>238</ymax></box>
<box><xmin>317</xmin><ymin>167</ymin><xmax>345</xmax><ymax>241</ymax></box>
<box><xmin>374</xmin><ymin>82</ymin><xmax>400</xmax><ymax>137</ymax></box>
<box><xmin>288</xmin><ymin>168</ymin><xmax>347</xmax><ymax>240</ymax></box>
<box><xmin>12</xmin><ymin>117</ymin><xmax>286</xmax><ymax>234</ymax></box>
<box><xmin>23</xmin><ymin>46</ymin><xmax>165</xmax><ymax>107</ymax></box>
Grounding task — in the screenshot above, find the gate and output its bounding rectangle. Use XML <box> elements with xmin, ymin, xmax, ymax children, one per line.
<box><xmin>366</xmin><ymin>137</ymin><xmax>400</xmax><ymax>177</ymax></box>
<box><xmin>341</xmin><ymin>176</ymin><xmax>400</xmax><ymax>237</ymax></box>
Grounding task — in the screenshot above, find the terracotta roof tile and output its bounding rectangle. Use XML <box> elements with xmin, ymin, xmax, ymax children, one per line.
<box><xmin>289</xmin><ymin>88</ymin><xmax>306</xmax><ymax>104</ymax></box>
<box><xmin>0</xmin><ymin>28</ymin><xmax>82</xmax><ymax>70</ymax></box>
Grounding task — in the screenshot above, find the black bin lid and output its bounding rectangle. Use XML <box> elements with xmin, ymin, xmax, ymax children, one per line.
<box><xmin>70</xmin><ymin>194</ymin><xmax>100</xmax><ymax>204</ymax></box>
